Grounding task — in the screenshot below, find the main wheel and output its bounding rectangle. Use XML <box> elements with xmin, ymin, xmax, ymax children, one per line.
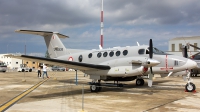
<box><xmin>90</xmin><ymin>84</ymin><xmax>98</xmax><ymax>92</ymax></box>
<box><xmin>136</xmin><ymin>79</ymin><xmax>144</xmax><ymax>86</ymax></box>
<box><xmin>90</xmin><ymin>83</ymin><xmax>101</xmax><ymax>92</ymax></box>
<box><xmin>185</xmin><ymin>83</ymin><xmax>196</xmax><ymax>92</ymax></box>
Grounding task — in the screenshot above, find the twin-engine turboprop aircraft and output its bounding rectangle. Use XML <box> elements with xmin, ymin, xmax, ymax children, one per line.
<box><xmin>6</xmin><ymin>30</ymin><xmax>197</xmax><ymax>92</ymax></box>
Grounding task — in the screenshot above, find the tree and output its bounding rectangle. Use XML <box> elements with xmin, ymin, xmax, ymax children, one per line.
<box><xmin>45</xmin><ymin>50</ymin><xmax>50</xmax><ymax>58</ymax></box>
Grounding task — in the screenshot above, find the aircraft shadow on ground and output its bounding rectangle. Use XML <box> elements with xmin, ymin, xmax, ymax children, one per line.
<box><xmin>30</xmin><ymin>79</ymin><xmax>185</xmax><ymax>99</ymax></box>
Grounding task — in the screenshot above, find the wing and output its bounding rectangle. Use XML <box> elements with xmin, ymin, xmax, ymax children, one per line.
<box><xmin>6</xmin><ymin>54</ymin><xmax>110</xmax><ymax>71</ymax></box>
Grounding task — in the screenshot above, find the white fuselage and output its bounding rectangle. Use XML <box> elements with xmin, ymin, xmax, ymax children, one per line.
<box><xmin>56</xmin><ymin>45</ymin><xmax>197</xmax><ymax>77</ymax></box>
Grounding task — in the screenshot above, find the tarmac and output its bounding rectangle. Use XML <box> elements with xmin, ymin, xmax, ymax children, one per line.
<box><xmin>0</xmin><ymin>71</ymin><xmax>200</xmax><ymax>112</ymax></box>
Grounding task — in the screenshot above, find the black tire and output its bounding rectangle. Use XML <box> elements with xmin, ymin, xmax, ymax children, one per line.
<box><xmin>90</xmin><ymin>84</ymin><xmax>98</xmax><ymax>92</ymax></box>
<box><xmin>90</xmin><ymin>83</ymin><xmax>101</xmax><ymax>92</ymax></box>
<box><xmin>29</xmin><ymin>69</ymin><xmax>32</xmax><ymax>72</ymax></box>
<box><xmin>136</xmin><ymin>79</ymin><xmax>144</xmax><ymax>86</ymax></box>
<box><xmin>22</xmin><ymin>69</ymin><xmax>25</xmax><ymax>72</ymax></box>
<box><xmin>185</xmin><ymin>83</ymin><xmax>196</xmax><ymax>92</ymax></box>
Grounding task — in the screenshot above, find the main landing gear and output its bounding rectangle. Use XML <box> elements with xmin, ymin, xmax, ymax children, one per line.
<box><xmin>89</xmin><ymin>80</ymin><xmax>124</xmax><ymax>92</ymax></box>
<box><xmin>136</xmin><ymin>79</ymin><xmax>145</xmax><ymax>86</ymax></box>
<box><xmin>184</xmin><ymin>71</ymin><xmax>196</xmax><ymax>92</ymax></box>
<box><xmin>90</xmin><ymin>80</ymin><xmax>102</xmax><ymax>92</ymax></box>
<box><xmin>90</xmin><ymin>83</ymin><xmax>102</xmax><ymax>92</ymax></box>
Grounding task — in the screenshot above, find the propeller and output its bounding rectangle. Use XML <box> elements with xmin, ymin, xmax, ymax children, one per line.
<box><xmin>148</xmin><ymin>39</ymin><xmax>154</xmax><ymax>87</ymax></box>
<box><xmin>184</xmin><ymin>46</ymin><xmax>188</xmax><ymax>58</ymax></box>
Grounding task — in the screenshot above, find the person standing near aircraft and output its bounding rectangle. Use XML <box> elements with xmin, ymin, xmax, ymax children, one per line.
<box><xmin>42</xmin><ymin>64</ymin><xmax>49</xmax><ymax>79</ymax></box>
<box><xmin>37</xmin><ymin>67</ymin><xmax>41</xmax><ymax>78</ymax></box>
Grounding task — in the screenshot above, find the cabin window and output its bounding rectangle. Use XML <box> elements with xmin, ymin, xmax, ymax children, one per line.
<box><xmin>123</xmin><ymin>50</ymin><xmax>128</xmax><ymax>56</ymax></box>
<box><xmin>78</xmin><ymin>55</ymin><xmax>83</xmax><ymax>62</ymax></box>
<box><xmin>97</xmin><ymin>52</ymin><xmax>102</xmax><ymax>58</ymax></box>
<box><xmin>109</xmin><ymin>51</ymin><xmax>114</xmax><ymax>57</ymax></box>
<box><xmin>138</xmin><ymin>49</ymin><xmax>145</xmax><ymax>55</ymax></box>
<box><xmin>103</xmin><ymin>52</ymin><xmax>108</xmax><ymax>57</ymax></box>
<box><xmin>116</xmin><ymin>51</ymin><xmax>121</xmax><ymax>56</ymax></box>
<box><xmin>88</xmin><ymin>53</ymin><xmax>92</xmax><ymax>58</ymax></box>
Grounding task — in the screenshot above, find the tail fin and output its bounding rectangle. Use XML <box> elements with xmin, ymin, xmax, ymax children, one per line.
<box><xmin>15</xmin><ymin>30</ymin><xmax>69</xmax><ymax>58</ymax></box>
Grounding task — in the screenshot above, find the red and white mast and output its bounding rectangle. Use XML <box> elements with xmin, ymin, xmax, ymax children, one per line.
<box><xmin>100</xmin><ymin>0</ymin><xmax>104</xmax><ymax>47</ymax></box>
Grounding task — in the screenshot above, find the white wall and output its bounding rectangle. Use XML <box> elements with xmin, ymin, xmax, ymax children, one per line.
<box><xmin>0</xmin><ymin>54</ymin><xmax>22</xmax><ymax>69</ymax></box>
<box><xmin>169</xmin><ymin>39</ymin><xmax>200</xmax><ymax>52</ymax></box>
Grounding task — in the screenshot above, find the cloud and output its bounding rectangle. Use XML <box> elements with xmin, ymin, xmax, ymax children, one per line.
<box><xmin>0</xmin><ymin>0</ymin><xmax>200</xmax><ymax>54</ymax></box>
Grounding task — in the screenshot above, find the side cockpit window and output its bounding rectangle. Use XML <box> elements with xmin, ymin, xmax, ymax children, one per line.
<box><xmin>138</xmin><ymin>49</ymin><xmax>145</xmax><ymax>55</ymax></box>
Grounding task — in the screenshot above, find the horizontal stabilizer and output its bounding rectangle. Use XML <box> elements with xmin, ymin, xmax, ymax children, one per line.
<box><xmin>15</xmin><ymin>30</ymin><xmax>69</xmax><ymax>38</ymax></box>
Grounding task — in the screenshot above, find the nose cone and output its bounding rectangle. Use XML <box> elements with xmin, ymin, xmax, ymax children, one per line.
<box><xmin>147</xmin><ymin>58</ymin><xmax>160</xmax><ymax>67</ymax></box>
<box><xmin>186</xmin><ymin>59</ymin><xmax>197</xmax><ymax>69</ymax></box>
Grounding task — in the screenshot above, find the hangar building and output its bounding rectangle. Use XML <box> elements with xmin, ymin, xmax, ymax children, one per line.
<box><xmin>0</xmin><ymin>54</ymin><xmax>41</xmax><ymax>70</ymax></box>
<box><xmin>167</xmin><ymin>36</ymin><xmax>200</xmax><ymax>59</ymax></box>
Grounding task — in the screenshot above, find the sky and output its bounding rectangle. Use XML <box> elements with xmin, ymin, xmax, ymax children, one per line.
<box><xmin>1</xmin><ymin>0</ymin><xmax>200</xmax><ymax>56</ymax></box>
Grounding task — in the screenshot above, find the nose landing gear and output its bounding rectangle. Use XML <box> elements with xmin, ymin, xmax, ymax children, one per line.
<box><xmin>184</xmin><ymin>71</ymin><xmax>196</xmax><ymax>92</ymax></box>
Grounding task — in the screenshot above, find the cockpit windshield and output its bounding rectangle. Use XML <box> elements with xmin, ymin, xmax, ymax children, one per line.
<box><xmin>146</xmin><ymin>47</ymin><xmax>168</xmax><ymax>55</ymax></box>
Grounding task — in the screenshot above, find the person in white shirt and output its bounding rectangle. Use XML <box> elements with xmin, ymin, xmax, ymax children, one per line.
<box><xmin>42</xmin><ymin>64</ymin><xmax>49</xmax><ymax>79</ymax></box>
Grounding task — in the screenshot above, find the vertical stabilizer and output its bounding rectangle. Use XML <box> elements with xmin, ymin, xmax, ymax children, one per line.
<box><xmin>15</xmin><ymin>30</ymin><xmax>69</xmax><ymax>58</ymax></box>
<box><xmin>44</xmin><ymin>33</ymin><xmax>68</xmax><ymax>58</ymax></box>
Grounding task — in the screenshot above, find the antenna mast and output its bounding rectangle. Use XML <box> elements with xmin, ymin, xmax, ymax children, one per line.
<box><xmin>100</xmin><ymin>0</ymin><xmax>104</xmax><ymax>47</ymax></box>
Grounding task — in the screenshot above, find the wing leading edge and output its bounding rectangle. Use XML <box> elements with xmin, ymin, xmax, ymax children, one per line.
<box><xmin>6</xmin><ymin>54</ymin><xmax>110</xmax><ymax>71</ymax></box>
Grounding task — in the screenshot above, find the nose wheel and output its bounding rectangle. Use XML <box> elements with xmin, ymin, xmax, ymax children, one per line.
<box><xmin>185</xmin><ymin>82</ymin><xmax>196</xmax><ymax>92</ymax></box>
<box><xmin>184</xmin><ymin>71</ymin><xmax>196</xmax><ymax>92</ymax></box>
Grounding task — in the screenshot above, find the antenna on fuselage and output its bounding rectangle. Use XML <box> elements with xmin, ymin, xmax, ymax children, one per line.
<box><xmin>137</xmin><ymin>42</ymin><xmax>140</xmax><ymax>46</ymax></box>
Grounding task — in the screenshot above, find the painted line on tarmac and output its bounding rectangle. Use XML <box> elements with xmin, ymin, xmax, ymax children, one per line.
<box><xmin>144</xmin><ymin>93</ymin><xmax>197</xmax><ymax>112</ymax></box>
<box><xmin>0</xmin><ymin>78</ymin><xmax>49</xmax><ymax>112</ymax></box>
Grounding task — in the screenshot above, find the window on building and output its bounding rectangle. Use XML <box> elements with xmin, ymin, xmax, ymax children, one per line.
<box><xmin>179</xmin><ymin>43</ymin><xmax>182</xmax><ymax>51</ymax></box>
<box><xmin>194</xmin><ymin>43</ymin><xmax>198</xmax><ymax>51</ymax></box>
<box><xmin>16</xmin><ymin>62</ymin><xmax>18</xmax><ymax>64</ymax></box>
<box><xmin>26</xmin><ymin>62</ymin><xmax>28</xmax><ymax>64</ymax></box>
<box><xmin>172</xmin><ymin>44</ymin><xmax>175</xmax><ymax>51</ymax></box>
<box><xmin>33</xmin><ymin>62</ymin><xmax>35</xmax><ymax>64</ymax></box>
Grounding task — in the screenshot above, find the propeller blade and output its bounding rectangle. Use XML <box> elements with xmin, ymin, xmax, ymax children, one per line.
<box><xmin>188</xmin><ymin>43</ymin><xmax>200</xmax><ymax>50</ymax></box>
<box><xmin>184</xmin><ymin>46</ymin><xmax>188</xmax><ymax>58</ymax></box>
<box><xmin>191</xmin><ymin>52</ymin><xmax>200</xmax><ymax>59</ymax></box>
<box><xmin>148</xmin><ymin>67</ymin><xmax>153</xmax><ymax>87</ymax></box>
<box><xmin>148</xmin><ymin>39</ymin><xmax>154</xmax><ymax>87</ymax></box>
<box><xmin>149</xmin><ymin>39</ymin><xmax>153</xmax><ymax>59</ymax></box>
